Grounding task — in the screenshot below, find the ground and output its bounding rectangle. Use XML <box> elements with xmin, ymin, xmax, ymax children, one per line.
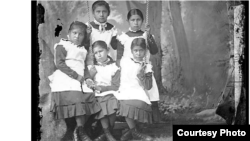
<box><xmin>39</xmin><ymin>102</ymin><xmax>225</xmax><ymax>141</ymax></box>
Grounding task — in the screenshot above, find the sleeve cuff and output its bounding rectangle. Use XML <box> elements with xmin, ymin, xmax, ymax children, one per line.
<box><xmin>77</xmin><ymin>74</ymin><xmax>84</xmax><ymax>82</ymax></box>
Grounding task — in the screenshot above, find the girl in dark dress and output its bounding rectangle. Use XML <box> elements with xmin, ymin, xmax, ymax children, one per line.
<box><xmin>117</xmin><ymin>8</ymin><xmax>161</xmax><ymax>124</ymax></box>
<box><xmin>89</xmin><ymin>41</ymin><xmax>120</xmax><ymax>141</ymax></box>
<box><xmin>115</xmin><ymin>38</ymin><xmax>154</xmax><ymax>141</ymax></box>
<box><xmin>49</xmin><ymin>21</ymin><xmax>101</xmax><ymax>141</ymax></box>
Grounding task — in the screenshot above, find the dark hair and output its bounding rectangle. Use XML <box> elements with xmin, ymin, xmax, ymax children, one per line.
<box><xmin>68</xmin><ymin>21</ymin><xmax>87</xmax><ymax>32</ymax></box>
<box><xmin>92</xmin><ymin>0</ymin><xmax>110</xmax><ymax>16</ymax></box>
<box><xmin>92</xmin><ymin>40</ymin><xmax>109</xmax><ymax>64</ymax></box>
<box><xmin>131</xmin><ymin>38</ymin><xmax>147</xmax><ymax>50</ymax></box>
<box><xmin>92</xmin><ymin>40</ymin><xmax>108</xmax><ymax>52</ymax></box>
<box><xmin>127</xmin><ymin>9</ymin><xmax>144</xmax><ymax>21</ymax></box>
<box><xmin>68</xmin><ymin>21</ymin><xmax>88</xmax><ymax>46</ymax></box>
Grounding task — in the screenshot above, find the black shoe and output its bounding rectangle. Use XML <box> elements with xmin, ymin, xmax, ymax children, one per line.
<box><xmin>131</xmin><ymin>128</ymin><xmax>153</xmax><ymax>141</ymax></box>
<box><xmin>103</xmin><ymin>128</ymin><xmax>116</xmax><ymax>141</ymax></box>
<box><xmin>74</xmin><ymin>126</ymin><xmax>92</xmax><ymax>141</ymax></box>
<box><xmin>120</xmin><ymin>129</ymin><xmax>132</xmax><ymax>141</ymax></box>
<box><xmin>93</xmin><ymin>134</ymin><xmax>106</xmax><ymax>141</ymax></box>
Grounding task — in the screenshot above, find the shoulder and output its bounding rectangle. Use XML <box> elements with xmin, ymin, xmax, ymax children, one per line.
<box><xmin>117</xmin><ymin>32</ymin><xmax>130</xmax><ymax>44</ymax></box>
<box><xmin>89</xmin><ymin>21</ymin><xmax>100</xmax><ymax>30</ymax></box>
<box><xmin>126</xmin><ymin>30</ymin><xmax>144</xmax><ymax>37</ymax></box>
<box><xmin>105</xmin><ymin>22</ymin><xmax>114</xmax><ymax>30</ymax></box>
<box><xmin>54</xmin><ymin>39</ymin><xmax>70</xmax><ymax>49</ymax></box>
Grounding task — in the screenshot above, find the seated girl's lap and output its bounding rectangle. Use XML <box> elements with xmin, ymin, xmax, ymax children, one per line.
<box><xmin>51</xmin><ymin>91</ymin><xmax>96</xmax><ymax>105</ymax></box>
<box><xmin>120</xmin><ymin>100</ymin><xmax>152</xmax><ymax>111</ymax></box>
<box><xmin>96</xmin><ymin>94</ymin><xmax>117</xmax><ymax>102</ymax></box>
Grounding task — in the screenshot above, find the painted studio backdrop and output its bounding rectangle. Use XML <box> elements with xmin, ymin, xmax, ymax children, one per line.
<box><xmin>37</xmin><ymin>0</ymin><xmax>246</xmax><ymax>140</ymax></box>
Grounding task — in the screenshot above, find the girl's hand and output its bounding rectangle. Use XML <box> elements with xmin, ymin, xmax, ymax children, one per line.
<box><xmin>138</xmin><ymin>63</ymin><xmax>146</xmax><ymax>78</ymax></box>
<box><xmin>145</xmin><ymin>24</ymin><xmax>151</xmax><ymax>35</ymax></box>
<box><xmin>89</xmin><ymin>65</ymin><xmax>97</xmax><ymax>77</ymax></box>
<box><xmin>86</xmin><ymin>79</ymin><xmax>95</xmax><ymax>88</ymax></box>
<box><xmin>93</xmin><ymin>85</ymin><xmax>102</xmax><ymax>91</ymax></box>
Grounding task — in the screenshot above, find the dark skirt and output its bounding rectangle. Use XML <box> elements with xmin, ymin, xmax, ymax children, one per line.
<box><xmin>95</xmin><ymin>94</ymin><xmax>119</xmax><ymax>119</ymax></box>
<box><xmin>50</xmin><ymin>91</ymin><xmax>101</xmax><ymax>120</ymax></box>
<box><xmin>118</xmin><ymin>100</ymin><xmax>153</xmax><ymax>124</ymax></box>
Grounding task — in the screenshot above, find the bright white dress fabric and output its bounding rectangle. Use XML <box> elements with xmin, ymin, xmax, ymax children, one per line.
<box><xmin>117</xmin><ymin>33</ymin><xmax>160</xmax><ymax>101</ymax></box>
<box><xmin>86</xmin><ymin>21</ymin><xmax>118</xmax><ymax>60</ymax></box>
<box><xmin>94</xmin><ymin>63</ymin><xmax>119</xmax><ymax>97</ymax></box>
<box><xmin>114</xmin><ymin>58</ymin><xmax>152</xmax><ymax>105</ymax></box>
<box><xmin>48</xmin><ymin>39</ymin><xmax>93</xmax><ymax>92</ymax></box>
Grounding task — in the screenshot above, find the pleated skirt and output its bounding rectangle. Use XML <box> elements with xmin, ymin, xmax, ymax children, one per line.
<box><xmin>50</xmin><ymin>91</ymin><xmax>101</xmax><ymax>120</ymax></box>
<box><xmin>95</xmin><ymin>94</ymin><xmax>119</xmax><ymax>119</ymax></box>
<box><xmin>118</xmin><ymin>100</ymin><xmax>153</xmax><ymax>124</ymax></box>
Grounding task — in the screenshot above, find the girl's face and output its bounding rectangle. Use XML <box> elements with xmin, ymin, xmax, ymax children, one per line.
<box><xmin>131</xmin><ymin>45</ymin><xmax>146</xmax><ymax>61</ymax></box>
<box><xmin>93</xmin><ymin>46</ymin><xmax>108</xmax><ymax>63</ymax></box>
<box><xmin>93</xmin><ymin>6</ymin><xmax>109</xmax><ymax>23</ymax></box>
<box><xmin>128</xmin><ymin>14</ymin><xmax>143</xmax><ymax>31</ymax></box>
<box><xmin>68</xmin><ymin>27</ymin><xmax>85</xmax><ymax>46</ymax></box>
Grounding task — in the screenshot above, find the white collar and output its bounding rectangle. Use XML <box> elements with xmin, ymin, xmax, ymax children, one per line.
<box><xmin>131</xmin><ymin>57</ymin><xmax>145</xmax><ymax>65</ymax></box>
<box><xmin>97</xmin><ymin>58</ymin><xmax>110</xmax><ymax>66</ymax></box>
<box><xmin>94</xmin><ymin>20</ymin><xmax>107</xmax><ymax>32</ymax></box>
<box><xmin>129</xmin><ymin>27</ymin><xmax>141</xmax><ymax>33</ymax></box>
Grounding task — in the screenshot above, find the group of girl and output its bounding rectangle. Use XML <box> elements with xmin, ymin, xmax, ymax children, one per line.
<box><xmin>49</xmin><ymin>1</ymin><xmax>160</xmax><ymax>141</ymax></box>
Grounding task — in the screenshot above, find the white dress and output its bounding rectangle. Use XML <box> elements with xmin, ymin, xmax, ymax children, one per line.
<box><xmin>94</xmin><ymin>62</ymin><xmax>120</xmax><ymax>97</ymax></box>
<box><xmin>48</xmin><ymin>39</ymin><xmax>93</xmax><ymax>92</ymax></box>
<box><xmin>114</xmin><ymin>58</ymin><xmax>152</xmax><ymax>105</ymax></box>
<box><xmin>117</xmin><ymin>32</ymin><xmax>160</xmax><ymax>102</ymax></box>
<box><xmin>86</xmin><ymin>21</ymin><xmax>118</xmax><ymax>61</ymax></box>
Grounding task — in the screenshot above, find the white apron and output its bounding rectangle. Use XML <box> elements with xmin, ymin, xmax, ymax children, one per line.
<box><xmin>48</xmin><ymin>39</ymin><xmax>93</xmax><ymax>92</ymax></box>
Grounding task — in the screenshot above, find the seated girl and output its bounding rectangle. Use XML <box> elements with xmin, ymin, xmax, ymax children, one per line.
<box><xmin>89</xmin><ymin>40</ymin><xmax>120</xmax><ymax>141</ymax></box>
<box><xmin>115</xmin><ymin>38</ymin><xmax>154</xmax><ymax>141</ymax></box>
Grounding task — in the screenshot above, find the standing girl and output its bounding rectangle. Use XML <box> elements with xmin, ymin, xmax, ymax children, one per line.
<box><xmin>117</xmin><ymin>9</ymin><xmax>160</xmax><ymax>123</ymax></box>
<box><xmin>86</xmin><ymin>0</ymin><xmax>118</xmax><ymax>67</ymax></box>
<box><xmin>115</xmin><ymin>38</ymin><xmax>154</xmax><ymax>141</ymax></box>
<box><xmin>49</xmin><ymin>21</ymin><xmax>101</xmax><ymax>141</ymax></box>
<box><xmin>89</xmin><ymin>40</ymin><xmax>120</xmax><ymax>141</ymax></box>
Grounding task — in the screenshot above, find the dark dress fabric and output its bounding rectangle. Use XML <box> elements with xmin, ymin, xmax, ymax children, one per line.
<box><xmin>92</xmin><ymin>59</ymin><xmax>120</xmax><ymax>119</ymax></box>
<box><xmin>50</xmin><ymin>91</ymin><xmax>101</xmax><ymax>120</ymax></box>
<box><xmin>118</xmin><ymin>100</ymin><xmax>153</xmax><ymax>124</ymax></box>
<box><xmin>95</xmin><ymin>94</ymin><xmax>119</xmax><ymax>119</ymax></box>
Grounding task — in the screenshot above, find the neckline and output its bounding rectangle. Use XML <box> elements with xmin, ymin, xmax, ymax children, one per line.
<box><xmin>129</xmin><ymin>27</ymin><xmax>142</xmax><ymax>33</ymax></box>
<box><xmin>94</xmin><ymin>19</ymin><xmax>107</xmax><ymax>26</ymax></box>
<box><xmin>96</xmin><ymin>57</ymin><xmax>110</xmax><ymax>66</ymax></box>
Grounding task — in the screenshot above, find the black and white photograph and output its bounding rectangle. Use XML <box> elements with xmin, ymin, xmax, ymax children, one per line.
<box><xmin>35</xmin><ymin>0</ymin><xmax>248</xmax><ymax>141</ymax></box>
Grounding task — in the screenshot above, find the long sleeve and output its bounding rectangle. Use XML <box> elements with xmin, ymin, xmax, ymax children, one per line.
<box><xmin>143</xmin><ymin>72</ymin><xmax>153</xmax><ymax>90</ymax></box>
<box><xmin>137</xmin><ymin>72</ymin><xmax>153</xmax><ymax>90</ymax></box>
<box><xmin>116</xmin><ymin>40</ymin><xmax>124</xmax><ymax>60</ymax></box>
<box><xmin>82</xmin><ymin>37</ymin><xmax>90</xmax><ymax>51</ymax></box>
<box><xmin>55</xmin><ymin>45</ymin><xmax>79</xmax><ymax>79</ymax></box>
<box><xmin>110</xmin><ymin>36</ymin><xmax>118</xmax><ymax>50</ymax></box>
<box><xmin>83</xmin><ymin>63</ymin><xmax>91</xmax><ymax>80</ymax></box>
<box><xmin>99</xmin><ymin>70</ymin><xmax>121</xmax><ymax>92</ymax></box>
<box><xmin>147</xmin><ymin>34</ymin><xmax>158</xmax><ymax>55</ymax></box>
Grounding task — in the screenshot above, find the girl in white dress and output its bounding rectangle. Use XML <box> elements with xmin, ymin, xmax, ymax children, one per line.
<box><xmin>49</xmin><ymin>21</ymin><xmax>100</xmax><ymax>141</ymax></box>
<box><xmin>117</xmin><ymin>9</ymin><xmax>160</xmax><ymax>123</ymax></box>
<box><xmin>86</xmin><ymin>0</ymin><xmax>118</xmax><ymax>67</ymax></box>
<box><xmin>115</xmin><ymin>38</ymin><xmax>154</xmax><ymax>141</ymax></box>
<box><xmin>89</xmin><ymin>41</ymin><xmax>120</xmax><ymax>141</ymax></box>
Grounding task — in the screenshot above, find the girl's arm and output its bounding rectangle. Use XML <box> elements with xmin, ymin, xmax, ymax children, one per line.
<box><xmin>147</xmin><ymin>34</ymin><xmax>158</xmax><ymax>55</ymax></box>
<box><xmin>98</xmin><ymin>69</ymin><xmax>121</xmax><ymax>92</ymax></box>
<box><xmin>83</xmin><ymin>63</ymin><xmax>92</xmax><ymax>80</ymax></box>
<box><xmin>110</xmin><ymin>36</ymin><xmax>118</xmax><ymax>50</ymax></box>
<box><xmin>143</xmin><ymin>72</ymin><xmax>153</xmax><ymax>90</ymax></box>
<box><xmin>55</xmin><ymin>45</ymin><xmax>83</xmax><ymax>82</ymax></box>
<box><xmin>137</xmin><ymin>65</ymin><xmax>153</xmax><ymax>90</ymax></box>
